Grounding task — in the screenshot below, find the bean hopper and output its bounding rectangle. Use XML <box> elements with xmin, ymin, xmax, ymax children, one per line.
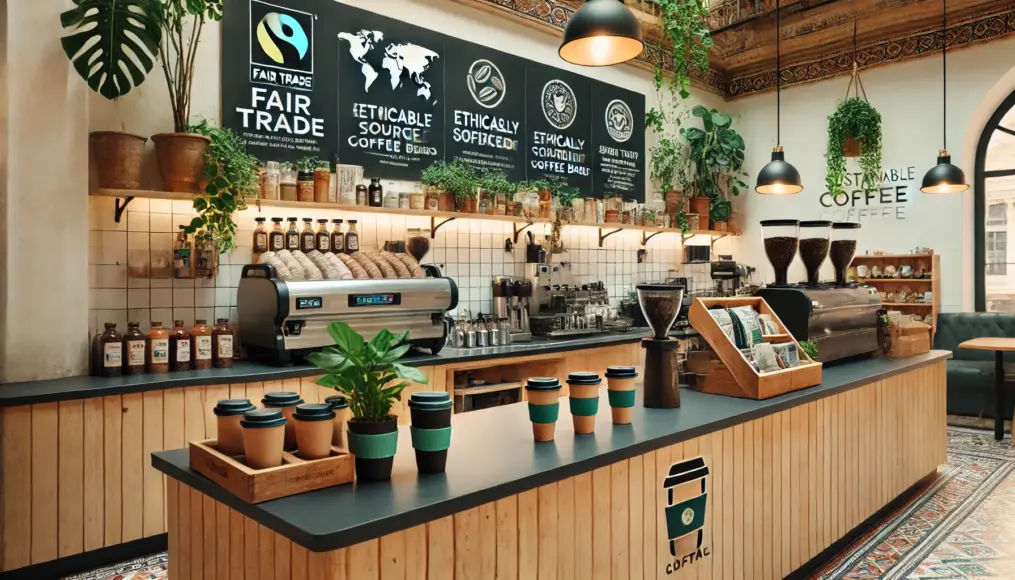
<box><xmin>636</xmin><ymin>284</ymin><xmax>684</xmax><ymax>408</ymax></box>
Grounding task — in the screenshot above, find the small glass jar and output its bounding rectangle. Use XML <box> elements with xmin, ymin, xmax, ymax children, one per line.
<box><xmin>331</xmin><ymin>219</ymin><xmax>345</xmax><ymax>254</ymax></box>
<box><xmin>314</xmin><ymin>163</ymin><xmax>331</xmax><ymax>203</ymax></box>
<box><xmin>297</xmin><ymin>169</ymin><xmax>315</xmax><ymax>202</ymax></box>
<box><xmin>252</xmin><ymin>217</ymin><xmax>268</xmax><ymax>261</ymax></box>
<box><xmin>384</xmin><ymin>190</ymin><xmax>400</xmax><ymax>209</ymax></box>
<box><xmin>146</xmin><ymin>322</ymin><xmax>170</xmax><ymax>374</ymax></box>
<box><xmin>369</xmin><ymin>178</ymin><xmax>384</xmax><ymax>207</ymax></box>
<box><xmin>584</xmin><ymin>198</ymin><xmax>598</xmax><ymax>224</ymax></box>
<box><xmin>356</xmin><ymin>184</ymin><xmax>368</xmax><ymax>206</ymax></box>
<box><xmin>399</xmin><ymin>192</ymin><xmax>411</xmax><ymax>209</ymax></box>
<box><xmin>345</xmin><ymin>220</ymin><xmax>360</xmax><ymax>253</ymax></box>
<box><xmin>494</xmin><ymin>192</ymin><xmax>507</xmax><ymax>215</ymax></box>
<box><xmin>425</xmin><ymin>186</ymin><xmax>440</xmax><ymax>211</ymax></box>
<box><xmin>122</xmin><ymin>322</ymin><xmax>146</xmax><ymax>376</ymax></box>
<box><xmin>410</xmin><ymin>183</ymin><xmax>426</xmax><ymax>210</ymax></box>
<box><xmin>285</xmin><ymin>218</ymin><xmax>300</xmax><ymax>251</ymax></box>
<box><xmin>191</xmin><ymin>320</ymin><xmax>213</xmax><ymax>369</ymax></box>
<box><xmin>268</xmin><ymin>218</ymin><xmax>285</xmax><ymax>252</ymax></box>
<box><xmin>316</xmin><ymin>219</ymin><xmax>331</xmax><ymax>253</ymax></box>
<box><xmin>280</xmin><ymin>164</ymin><xmax>297</xmax><ymax>201</ymax></box>
<box><xmin>300</xmin><ymin>218</ymin><xmax>315</xmax><ymax>253</ymax></box>
<box><xmin>538</xmin><ymin>187</ymin><xmax>552</xmax><ymax>218</ymax></box>
<box><xmin>169</xmin><ymin>320</ymin><xmax>191</xmax><ymax>372</ymax></box>
<box><xmin>263</xmin><ymin>161</ymin><xmax>280</xmax><ymax>200</ymax></box>
<box><xmin>213</xmin><ymin>318</ymin><xmax>234</xmax><ymax>368</ymax></box>
<box><xmin>622</xmin><ymin>199</ymin><xmax>636</xmax><ymax>224</ymax></box>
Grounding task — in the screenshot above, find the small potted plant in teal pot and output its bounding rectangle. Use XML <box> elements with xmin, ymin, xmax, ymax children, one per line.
<box><xmin>408</xmin><ymin>392</ymin><xmax>453</xmax><ymax>473</ymax></box>
<box><xmin>307</xmin><ymin>322</ymin><xmax>427</xmax><ymax>481</ymax></box>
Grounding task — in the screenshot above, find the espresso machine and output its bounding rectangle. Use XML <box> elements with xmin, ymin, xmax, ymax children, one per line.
<box><xmin>493</xmin><ymin>277</ymin><xmax>532</xmax><ymax>342</ymax></box>
<box><xmin>755</xmin><ymin>221</ymin><xmax>880</xmax><ymax>363</ymax></box>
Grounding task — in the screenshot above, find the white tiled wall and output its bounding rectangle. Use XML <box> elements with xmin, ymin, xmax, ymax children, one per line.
<box><xmin>88</xmin><ymin>196</ymin><xmax>710</xmax><ymax>335</ymax></box>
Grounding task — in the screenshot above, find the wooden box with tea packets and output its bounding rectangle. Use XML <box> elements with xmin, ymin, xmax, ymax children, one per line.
<box><xmin>688</xmin><ymin>297</ymin><xmax>822</xmax><ymax>399</ymax></box>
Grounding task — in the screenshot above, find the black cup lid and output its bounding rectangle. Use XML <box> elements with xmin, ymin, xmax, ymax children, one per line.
<box><xmin>799</xmin><ymin>220</ymin><xmax>833</xmax><ymax>227</ymax></box>
<box><xmin>832</xmin><ymin>222</ymin><xmax>862</xmax><ymax>229</ymax></box>
<box><xmin>408</xmin><ymin>392</ymin><xmax>452</xmax><ymax>411</ymax></box>
<box><xmin>566</xmin><ymin>372</ymin><xmax>602</xmax><ymax>386</ymax></box>
<box><xmin>324</xmin><ymin>395</ymin><xmax>349</xmax><ymax>410</ymax></box>
<box><xmin>605</xmin><ymin>366</ymin><xmax>639</xmax><ymax>379</ymax></box>
<box><xmin>293</xmin><ymin>403</ymin><xmax>336</xmax><ymax>422</ymax></box>
<box><xmin>213</xmin><ymin>399</ymin><xmax>256</xmax><ymax>417</ymax></box>
<box><xmin>526</xmin><ymin>377</ymin><xmax>561</xmax><ymax>391</ymax></box>
<box><xmin>240</xmin><ymin>408</ymin><xmax>286</xmax><ymax>429</ymax></box>
<box><xmin>760</xmin><ymin>219</ymin><xmax>800</xmax><ymax>227</ymax></box>
<box><xmin>262</xmin><ymin>392</ymin><xmax>304</xmax><ymax>407</ymax></box>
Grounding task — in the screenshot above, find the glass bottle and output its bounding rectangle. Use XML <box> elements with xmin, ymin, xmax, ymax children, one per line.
<box><xmin>191</xmin><ymin>320</ymin><xmax>213</xmax><ymax>370</ymax></box>
<box><xmin>173</xmin><ymin>226</ymin><xmax>193</xmax><ymax>279</ymax></box>
<box><xmin>345</xmin><ymin>220</ymin><xmax>360</xmax><ymax>254</ymax></box>
<box><xmin>146</xmin><ymin>322</ymin><xmax>170</xmax><ymax>374</ymax></box>
<box><xmin>280</xmin><ymin>163</ymin><xmax>297</xmax><ymax>201</ymax></box>
<box><xmin>213</xmin><ymin>318</ymin><xmax>235</xmax><ymax>368</ymax></box>
<box><xmin>98</xmin><ymin>323</ymin><xmax>123</xmax><ymax>378</ymax></box>
<box><xmin>314</xmin><ymin>162</ymin><xmax>331</xmax><ymax>203</ymax></box>
<box><xmin>169</xmin><ymin>320</ymin><xmax>191</xmax><ymax>372</ymax></box>
<box><xmin>369</xmin><ymin>178</ymin><xmax>383</xmax><ymax>207</ymax></box>
<box><xmin>269</xmin><ymin>217</ymin><xmax>285</xmax><ymax>252</ymax></box>
<box><xmin>356</xmin><ymin>184</ymin><xmax>368</xmax><ymax>206</ymax></box>
<box><xmin>297</xmin><ymin>167</ymin><xmax>315</xmax><ymax>202</ymax></box>
<box><xmin>263</xmin><ymin>161</ymin><xmax>280</xmax><ymax>200</ymax></box>
<box><xmin>253</xmin><ymin>217</ymin><xmax>269</xmax><ymax>260</ymax></box>
<box><xmin>122</xmin><ymin>322</ymin><xmax>146</xmax><ymax>375</ymax></box>
<box><xmin>285</xmin><ymin>218</ymin><xmax>300</xmax><ymax>251</ymax></box>
<box><xmin>300</xmin><ymin>218</ymin><xmax>315</xmax><ymax>252</ymax></box>
<box><xmin>315</xmin><ymin>219</ymin><xmax>331</xmax><ymax>253</ymax></box>
<box><xmin>331</xmin><ymin>219</ymin><xmax>345</xmax><ymax>254</ymax></box>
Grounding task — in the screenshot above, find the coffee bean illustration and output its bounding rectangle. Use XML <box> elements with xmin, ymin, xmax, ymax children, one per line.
<box><xmin>475</xmin><ymin>64</ymin><xmax>492</xmax><ymax>83</ymax></box>
<box><xmin>479</xmin><ymin>86</ymin><xmax>498</xmax><ymax>102</ymax></box>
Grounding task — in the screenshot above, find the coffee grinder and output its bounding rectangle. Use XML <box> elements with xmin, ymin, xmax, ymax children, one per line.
<box><xmin>637</xmin><ymin>284</ymin><xmax>685</xmax><ymax>409</ymax></box>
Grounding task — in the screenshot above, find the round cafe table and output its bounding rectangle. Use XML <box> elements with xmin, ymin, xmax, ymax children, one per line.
<box><xmin>958</xmin><ymin>337</ymin><xmax>1015</xmax><ymax>441</ymax></box>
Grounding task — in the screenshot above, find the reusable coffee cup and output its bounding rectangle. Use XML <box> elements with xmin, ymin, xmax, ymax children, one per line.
<box><xmin>292</xmin><ymin>403</ymin><xmax>337</xmax><ymax>460</ymax></box>
<box><xmin>605</xmin><ymin>366</ymin><xmax>639</xmax><ymax>425</ymax></box>
<box><xmin>525</xmin><ymin>377</ymin><xmax>562</xmax><ymax>442</ymax></box>
<box><xmin>663</xmin><ymin>456</ymin><xmax>711</xmax><ymax>558</ymax></box>
<box><xmin>567</xmin><ymin>372</ymin><xmax>602</xmax><ymax>434</ymax></box>
<box><xmin>240</xmin><ymin>409</ymin><xmax>287</xmax><ymax>469</ymax></box>
<box><xmin>324</xmin><ymin>395</ymin><xmax>352</xmax><ymax>449</ymax></box>
<box><xmin>262</xmin><ymin>392</ymin><xmax>304</xmax><ymax>450</ymax></box>
<box><xmin>213</xmin><ymin>399</ymin><xmax>256</xmax><ymax>456</ymax></box>
<box><xmin>408</xmin><ymin>392</ymin><xmax>453</xmax><ymax>473</ymax></box>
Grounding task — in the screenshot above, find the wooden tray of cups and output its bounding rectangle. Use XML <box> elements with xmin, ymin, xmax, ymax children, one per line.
<box><xmin>688</xmin><ymin>297</ymin><xmax>822</xmax><ymax>400</ymax></box>
<box><xmin>189</xmin><ymin>440</ymin><xmax>354</xmax><ymax>503</ymax></box>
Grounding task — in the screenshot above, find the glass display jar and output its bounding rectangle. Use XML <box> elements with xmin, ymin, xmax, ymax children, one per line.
<box><xmin>604</xmin><ymin>195</ymin><xmax>622</xmax><ymax>223</ymax></box>
<box><xmin>410</xmin><ymin>183</ymin><xmax>426</xmax><ymax>210</ymax></box>
<box><xmin>262</xmin><ymin>161</ymin><xmax>280</xmax><ymax>200</ymax></box>
<box><xmin>760</xmin><ymin>219</ymin><xmax>800</xmax><ymax>286</ymax></box>
<box><xmin>297</xmin><ymin>168</ymin><xmax>315</xmax><ymax>202</ymax></box>
<box><xmin>191</xmin><ymin>320</ymin><xmax>213</xmax><ymax>369</ymax></box>
<box><xmin>146</xmin><ymin>322</ymin><xmax>169</xmax><ymax>374</ymax></box>
<box><xmin>279</xmin><ymin>164</ymin><xmax>297</xmax><ymax>201</ymax></box>
<box><xmin>213</xmin><ymin>318</ymin><xmax>234</xmax><ymax>368</ymax></box>
<box><xmin>313</xmin><ymin>162</ymin><xmax>331</xmax><ymax>203</ymax></box>
<box><xmin>169</xmin><ymin>320</ymin><xmax>191</xmax><ymax>372</ymax></box>
<box><xmin>830</xmin><ymin>222</ymin><xmax>861</xmax><ymax>286</ymax></box>
<box><xmin>798</xmin><ymin>220</ymin><xmax>832</xmax><ymax>285</ymax></box>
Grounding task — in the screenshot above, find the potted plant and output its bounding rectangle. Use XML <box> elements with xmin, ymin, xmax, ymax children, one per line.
<box><xmin>479</xmin><ymin>170</ymin><xmax>516</xmax><ymax>216</ymax></box>
<box><xmin>294</xmin><ymin>156</ymin><xmax>322</xmax><ymax>203</ymax></box>
<box><xmin>680</xmin><ymin>106</ymin><xmax>747</xmax><ymax>231</ymax></box>
<box><xmin>445</xmin><ymin>159</ymin><xmax>479</xmax><ymax>214</ymax></box>
<box><xmin>307</xmin><ymin>323</ymin><xmax>428</xmax><ymax>481</ymax></box>
<box><xmin>61</xmin><ymin>0</ymin><xmax>162</xmax><ymax>189</ymax></box>
<box><xmin>420</xmin><ymin>160</ymin><xmax>456</xmax><ymax>211</ymax></box>
<box><xmin>654</xmin><ymin>0</ymin><xmax>713</xmax><ymax>100</ymax></box>
<box><xmin>647</xmin><ymin>80</ymin><xmax>693</xmax><ymax>221</ymax></box>
<box><xmin>151</xmin><ymin>0</ymin><xmax>222</xmax><ymax>193</ymax></box>
<box><xmin>826</xmin><ymin>97</ymin><xmax>883</xmax><ymax>203</ymax></box>
<box><xmin>520</xmin><ymin>179</ymin><xmax>553</xmax><ymax>218</ymax></box>
<box><xmin>184</xmin><ymin>120</ymin><xmax>259</xmax><ymax>256</ymax></box>
<box><xmin>550</xmin><ymin>180</ymin><xmax>581</xmax><ymax>222</ymax></box>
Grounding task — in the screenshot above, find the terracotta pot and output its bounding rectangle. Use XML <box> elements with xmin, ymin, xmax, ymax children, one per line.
<box><xmin>713</xmin><ymin>221</ymin><xmax>728</xmax><ymax>232</ymax></box>
<box><xmin>457</xmin><ymin>196</ymin><xmax>478</xmax><ymax>214</ymax></box>
<box><xmin>665</xmin><ymin>191</ymin><xmax>682</xmax><ymax>216</ymax></box>
<box><xmin>843</xmin><ymin>135</ymin><xmax>862</xmax><ymax>158</ymax></box>
<box><xmin>728</xmin><ymin>215</ymin><xmax>741</xmax><ymax>234</ymax></box>
<box><xmin>90</xmin><ymin>131</ymin><xmax>146</xmax><ymax>189</ymax></box>
<box><xmin>151</xmin><ymin>133</ymin><xmax>210</xmax><ymax>193</ymax></box>
<box><xmin>689</xmin><ymin>196</ymin><xmax>710</xmax><ymax>216</ymax></box>
<box><xmin>697</xmin><ymin>215</ymin><xmax>709</xmax><ymax>231</ymax></box>
<box><xmin>438</xmin><ymin>191</ymin><xmax>455</xmax><ymax>212</ymax></box>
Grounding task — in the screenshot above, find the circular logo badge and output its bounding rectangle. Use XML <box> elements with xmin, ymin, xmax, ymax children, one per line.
<box><xmin>541</xmin><ymin>80</ymin><xmax>577</xmax><ymax>130</ymax></box>
<box><xmin>681</xmin><ymin>507</ymin><xmax>695</xmax><ymax>526</ymax></box>
<box><xmin>256</xmin><ymin>12</ymin><xmax>309</xmax><ymax>65</ymax></box>
<box><xmin>605</xmin><ymin>99</ymin><xmax>634</xmax><ymax>143</ymax></box>
<box><xmin>467</xmin><ymin>59</ymin><xmax>506</xmax><ymax>109</ymax></box>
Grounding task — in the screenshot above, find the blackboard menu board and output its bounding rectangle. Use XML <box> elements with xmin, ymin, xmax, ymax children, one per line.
<box><xmin>222</xmin><ymin>0</ymin><xmax>646</xmax><ymax>198</ymax></box>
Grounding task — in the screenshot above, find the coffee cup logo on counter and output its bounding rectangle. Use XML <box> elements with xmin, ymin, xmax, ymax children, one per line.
<box><xmin>662</xmin><ymin>456</ymin><xmax>711</xmax><ymax>575</ymax></box>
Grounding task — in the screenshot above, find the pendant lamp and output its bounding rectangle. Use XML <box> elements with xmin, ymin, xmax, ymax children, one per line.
<box><xmin>756</xmin><ymin>0</ymin><xmax>803</xmax><ymax>195</ymax></box>
<box><xmin>921</xmin><ymin>0</ymin><xmax>968</xmax><ymax>194</ymax></box>
<box><xmin>559</xmin><ymin>0</ymin><xmax>644</xmax><ymax>67</ymax></box>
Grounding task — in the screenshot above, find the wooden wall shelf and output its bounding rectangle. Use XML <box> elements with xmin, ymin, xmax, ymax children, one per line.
<box><xmin>852</xmin><ymin>253</ymin><xmax>940</xmax><ymax>335</ymax></box>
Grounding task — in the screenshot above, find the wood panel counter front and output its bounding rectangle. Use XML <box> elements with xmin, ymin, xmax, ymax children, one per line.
<box><xmin>153</xmin><ymin>351</ymin><xmax>950</xmax><ymax>580</ymax></box>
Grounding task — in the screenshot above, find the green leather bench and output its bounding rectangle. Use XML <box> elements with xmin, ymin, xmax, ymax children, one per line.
<box><xmin>934</xmin><ymin>312</ymin><xmax>1015</xmax><ymax>420</ymax></box>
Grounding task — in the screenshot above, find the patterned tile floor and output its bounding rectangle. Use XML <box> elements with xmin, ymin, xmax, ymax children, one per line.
<box><xmin>64</xmin><ymin>428</ymin><xmax>1015</xmax><ymax>580</ymax></box>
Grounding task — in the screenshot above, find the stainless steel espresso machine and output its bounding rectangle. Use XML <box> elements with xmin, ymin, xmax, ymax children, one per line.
<box><xmin>238</xmin><ymin>264</ymin><xmax>458</xmax><ymax>364</ymax></box>
<box><xmin>492</xmin><ymin>277</ymin><xmax>532</xmax><ymax>342</ymax></box>
<box><xmin>755</xmin><ymin>220</ymin><xmax>879</xmax><ymax>363</ymax></box>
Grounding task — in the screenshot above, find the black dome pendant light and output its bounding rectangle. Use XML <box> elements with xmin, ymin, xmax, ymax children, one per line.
<box><xmin>921</xmin><ymin>0</ymin><xmax>968</xmax><ymax>194</ymax></box>
<box><xmin>756</xmin><ymin>0</ymin><xmax>803</xmax><ymax>195</ymax></box>
<box><xmin>559</xmin><ymin>0</ymin><xmax>644</xmax><ymax>67</ymax></box>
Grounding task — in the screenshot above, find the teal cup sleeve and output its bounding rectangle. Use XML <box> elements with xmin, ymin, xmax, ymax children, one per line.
<box><xmin>410</xmin><ymin>426</ymin><xmax>452</xmax><ymax>452</ymax></box>
<box><xmin>608</xmin><ymin>389</ymin><xmax>636</xmax><ymax>408</ymax></box>
<box><xmin>527</xmin><ymin>402</ymin><xmax>560</xmax><ymax>424</ymax></box>
<box><xmin>568</xmin><ymin>396</ymin><xmax>600</xmax><ymax>417</ymax></box>
<box><xmin>347</xmin><ymin>430</ymin><xmax>399</xmax><ymax>459</ymax></box>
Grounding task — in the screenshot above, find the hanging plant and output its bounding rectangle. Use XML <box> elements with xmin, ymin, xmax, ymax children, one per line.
<box><xmin>652</xmin><ymin>0</ymin><xmax>713</xmax><ymax>99</ymax></box>
<box><xmin>826</xmin><ymin>99</ymin><xmax>883</xmax><ymax>202</ymax></box>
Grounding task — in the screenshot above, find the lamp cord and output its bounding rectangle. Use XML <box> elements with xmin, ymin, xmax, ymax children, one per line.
<box><xmin>942</xmin><ymin>0</ymin><xmax>948</xmax><ymax>151</ymax></box>
<box><xmin>776</xmin><ymin>0</ymin><xmax>781</xmax><ymax>146</ymax></box>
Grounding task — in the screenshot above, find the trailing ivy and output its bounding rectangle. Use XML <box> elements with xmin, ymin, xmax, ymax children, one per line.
<box><xmin>653</xmin><ymin>0</ymin><xmax>713</xmax><ymax>99</ymax></box>
<box><xmin>826</xmin><ymin>97</ymin><xmax>883</xmax><ymax>200</ymax></box>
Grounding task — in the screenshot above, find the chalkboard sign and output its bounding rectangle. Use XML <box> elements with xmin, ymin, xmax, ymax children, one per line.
<box><xmin>524</xmin><ymin>65</ymin><xmax>592</xmax><ymax>192</ymax></box>
<box><xmin>592</xmin><ymin>83</ymin><xmax>646</xmax><ymax>200</ymax></box>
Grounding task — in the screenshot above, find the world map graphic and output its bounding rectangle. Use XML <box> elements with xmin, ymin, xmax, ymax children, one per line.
<box><xmin>337</xmin><ymin>30</ymin><xmax>439</xmax><ymax>103</ymax></box>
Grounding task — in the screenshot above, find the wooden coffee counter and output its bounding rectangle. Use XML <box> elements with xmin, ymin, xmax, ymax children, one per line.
<box><xmin>153</xmin><ymin>351</ymin><xmax>949</xmax><ymax>580</ymax></box>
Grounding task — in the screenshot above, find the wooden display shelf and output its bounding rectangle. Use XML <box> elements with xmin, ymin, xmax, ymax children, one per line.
<box><xmin>852</xmin><ymin>253</ymin><xmax>940</xmax><ymax>335</ymax></box>
<box><xmin>89</xmin><ymin>188</ymin><xmax>735</xmax><ymax>243</ymax></box>
<box><xmin>688</xmin><ymin>296</ymin><xmax>822</xmax><ymax>400</ymax></box>
<box><xmin>855</xmin><ymin>278</ymin><xmax>933</xmax><ymax>284</ymax></box>
<box><xmin>852</xmin><ymin>253</ymin><xmax>935</xmax><ymax>260</ymax></box>
<box><xmin>882</xmin><ymin>302</ymin><xmax>933</xmax><ymax>308</ymax></box>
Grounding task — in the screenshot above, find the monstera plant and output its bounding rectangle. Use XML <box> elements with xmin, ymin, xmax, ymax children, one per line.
<box><xmin>61</xmin><ymin>0</ymin><xmax>162</xmax><ymax>189</ymax></box>
<box><xmin>681</xmin><ymin>106</ymin><xmax>747</xmax><ymax>229</ymax></box>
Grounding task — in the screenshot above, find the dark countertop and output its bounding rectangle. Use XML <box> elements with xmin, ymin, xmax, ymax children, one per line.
<box><xmin>152</xmin><ymin>350</ymin><xmax>950</xmax><ymax>553</ymax></box>
<box><xmin>0</xmin><ymin>331</ymin><xmax>658</xmax><ymax>407</ymax></box>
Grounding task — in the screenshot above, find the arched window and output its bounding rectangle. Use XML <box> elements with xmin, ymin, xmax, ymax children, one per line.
<box><xmin>975</xmin><ymin>90</ymin><xmax>1015</xmax><ymax>311</ymax></box>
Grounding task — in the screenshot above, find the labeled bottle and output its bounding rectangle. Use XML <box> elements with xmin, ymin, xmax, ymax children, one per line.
<box><xmin>169</xmin><ymin>320</ymin><xmax>191</xmax><ymax>372</ymax></box>
<box><xmin>253</xmin><ymin>217</ymin><xmax>269</xmax><ymax>260</ymax></box>
<box><xmin>331</xmin><ymin>219</ymin><xmax>345</xmax><ymax>254</ymax></box>
<box><xmin>368</xmin><ymin>178</ymin><xmax>383</xmax><ymax>207</ymax></box>
<box><xmin>345</xmin><ymin>219</ymin><xmax>360</xmax><ymax>254</ymax></box>
<box><xmin>146</xmin><ymin>322</ymin><xmax>170</xmax><ymax>374</ymax></box>
<box><xmin>300</xmin><ymin>218</ymin><xmax>315</xmax><ymax>252</ymax></box>
<box><xmin>191</xmin><ymin>320</ymin><xmax>214</xmax><ymax>370</ymax></box>
<box><xmin>122</xmin><ymin>322</ymin><xmax>146</xmax><ymax>375</ymax></box>
<box><xmin>173</xmin><ymin>226</ymin><xmax>193</xmax><ymax>278</ymax></box>
<box><xmin>279</xmin><ymin>163</ymin><xmax>297</xmax><ymax>201</ymax></box>
<box><xmin>285</xmin><ymin>218</ymin><xmax>300</xmax><ymax>251</ymax></box>
<box><xmin>213</xmin><ymin>318</ymin><xmax>235</xmax><ymax>368</ymax></box>
<box><xmin>356</xmin><ymin>184</ymin><xmax>368</xmax><ymax>206</ymax></box>
<box><xmin>99</xmin><ymin>323</ymin><xmax>123</xmax><ymax>378</ymax></box>
<box><xmin>315</xmin><ymin>219</ymin><xmax>331</xmax><ymax>253</ymax></box>
<box><xmin>268</xmin><ymin>217</ymin><xmax>285</xmax><ymax>252</ymax></box>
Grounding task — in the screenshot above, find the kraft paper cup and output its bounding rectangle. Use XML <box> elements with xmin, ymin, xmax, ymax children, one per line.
<box><xmin>566</xmin><ymin>372</ymin><xmax>602</xmax><ymax>434</ymax></box>
<box><xmin>525</xmin><ymin>377</ymin><xmax>562</xmax><ymax>442</ymax></box>
<box><xmin>292</xmin><ymin>403</ymin><xmax>337</xmax><ymax>460</ymax></box>
<box><xmin>663</xmin><ymin>457</ymin><xmax>711</xmax><ymax>559</ymax></box>
<box><xmin>324</xmin><ymin>395</ymin><xmax>352</xmax><ymax>449</ymax></box>
<box><xmin>213</xmin><ymin>399</ymin><xmax>256</xmax><ymax>456</ymax></box>
<box><xmin>606</xmin><ymin>366</ymin><xmax>639</xmax><ymax>425</ymax></box>
<box><xmin>262</xmin><ymin>392</ymin><xmax>304</xmax><ymax>450</ymax></box>
<box><xmin>240</xmin><ymin>409</ymin><xmax>287</xmax><ymax>469</ymax></box>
